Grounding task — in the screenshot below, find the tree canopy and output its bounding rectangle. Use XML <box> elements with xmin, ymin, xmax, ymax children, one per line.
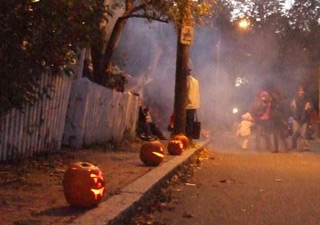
<box><xmin>2</xmin><ymin>0</ymin><xmax>319</xmax><ymax>115</ymax></box>
<box><xmin>1</xmin><ymin>0</ymin><xmax>107</xmax><ymax>115</ymax></box>
<box><xmin>91</xmin><ymin>0</ymin><xmax>215</xmax><ymax>87</ymax></box>
<box><xmin>220</xmin><ymin>0</ymin><xmax>320</xmax><ymax>80</ymax></box>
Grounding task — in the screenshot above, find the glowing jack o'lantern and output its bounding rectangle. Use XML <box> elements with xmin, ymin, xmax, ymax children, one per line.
<box><xmin>63</xmin><ymin>162</ymin><xmax>105</xmax><ymax>208</ymax></box>
<box><xmin>173</xmin><ymin>134</ymin><xmax>189</xmax><ymax>148</ymax></box>
<box><xmin>168</xmin><ymin>140</ymin><xmax>184</xmax><ymax>155</ymax></box>
<box><xmin>140</xmin><ymin>141</ymin><xmax>165</xmax><ymax>166</ymax></box>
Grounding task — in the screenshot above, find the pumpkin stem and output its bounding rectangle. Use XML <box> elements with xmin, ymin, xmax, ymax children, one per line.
<box><xmin>81</xmin><ymin>162</ymin><xmax>90</xmax><ymax>167</ymax></box>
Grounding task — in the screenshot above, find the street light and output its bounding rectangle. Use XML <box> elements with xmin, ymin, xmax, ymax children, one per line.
<box><xmin>238</xmin><ymin>18</ymin><xmax>250</xmax><ymax>30</ymax></box>
<box><xmin>214</xmin><ymin>16</ymin><xmax>250</xmax><ymax>110</ymax></box>
<box><xmin>214</xmin><ymin>17</ymin><xmax>251</xmax><ymax>127</ymax></box>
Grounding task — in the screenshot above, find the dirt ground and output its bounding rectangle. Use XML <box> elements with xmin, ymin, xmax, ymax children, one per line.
<box><xmin>0</xmin><ymin>139</ymin><xmax>172</xmax><ymax>225</ymax></box>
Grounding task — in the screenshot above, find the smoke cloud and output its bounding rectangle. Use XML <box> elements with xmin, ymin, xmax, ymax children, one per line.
<box><xmin>114</xmin><ymin>17</ymin><xmax>316</xmax><ymax>135</ymax></box>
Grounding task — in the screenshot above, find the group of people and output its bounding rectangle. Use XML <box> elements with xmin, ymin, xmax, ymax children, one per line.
<box><xmin>237</xmin><ymin>86</ymin><xmax>314</xmax><ymax>152</ymax></box>
<box><xmin>137</xmin><ymin>67</ymin><xmax>201</xmax><ymax>142</ymax></box>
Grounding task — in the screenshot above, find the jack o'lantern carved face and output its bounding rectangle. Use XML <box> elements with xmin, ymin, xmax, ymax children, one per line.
<box><xmin>140</xmin><ymin>141</ymin><xmax>164</xmax><ymax>166</ymax></box>
<box><xmin>63</xmin><ymin>162</ymin><xmax>106</xmax><ymax>208</ymax></box>
<box><xmin>168</xmin><ymin>140</ymin><xmax>184</xmax><ymax>155</ymax></box>
<box><xmin>90</xmin><ymin>172</ymin><xmax>105</xmax><ymax>200</ymax></box>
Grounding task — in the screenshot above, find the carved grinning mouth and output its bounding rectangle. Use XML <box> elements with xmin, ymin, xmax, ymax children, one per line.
<box><xmin>152</xmin><ymin>152</ymin><xmax>164</xmax><ymax>158</ymax></box>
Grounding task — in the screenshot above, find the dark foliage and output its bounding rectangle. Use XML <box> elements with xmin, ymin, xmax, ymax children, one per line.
<box><xmin>0</xmin><ymin>0</ymin><xmax>107</xmax><ymax>115</ymax></box>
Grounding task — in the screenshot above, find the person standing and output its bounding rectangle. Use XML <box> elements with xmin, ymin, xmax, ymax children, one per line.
<box><xmin>236</xmin><ymin>112</ymin><xmax>254</xmax><ymax>150</ymax></box>
<box><xmin>270</xmin><ymin>90</ymin><xmax>289</xmax><ymax>153</ymax></box>
<box><xmin>251</xmin><ymin>91</ymin><xmax>272</xmax><ymax>151</ymax></box>
<box><xmin>186</xmin><ymin>68</ymin><xmax>200</xmax><ymax>139</ymax></box>
<box><xmin>290</xmin><ymin>86</ymin><xmax>313</xmax><ymax>151</ymax></box>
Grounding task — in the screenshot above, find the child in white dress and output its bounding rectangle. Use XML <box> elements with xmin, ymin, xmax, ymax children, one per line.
<box><xmin>236</xmin><ymin>112</ymin><xmax>254</xmax><ymax>150</ymax></box>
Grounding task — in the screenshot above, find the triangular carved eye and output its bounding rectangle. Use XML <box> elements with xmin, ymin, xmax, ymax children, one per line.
<box><xmin>90</xmin><ymin>172</ymin><xmax>104</xmax><ymax>183</ymax></box>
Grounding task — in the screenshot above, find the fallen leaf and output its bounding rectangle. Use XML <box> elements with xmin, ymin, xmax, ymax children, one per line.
<box><xmin>160</xmin><ymin>202</ymin><xmax>167</xmax><ymax>208</ymax></box>
<box><xmin>167</xmin><ymin>206</ymin><xmax>175</xmax><ymax>211</ymax></box>
<box><xmin>220</xmin><ymin>179</ymin><xmax>235</xmax><ymax>184</ymax></box>
<box><xmin>173</xmin><ymin>188</ymin><xmax>182</xmax><ymax>192</ymax></box>
<box><xmin>54</xmin><ymin>169</ymin><xmax>65</xmax><ymax>173</ymax></box>
<box><xmin>185</xmin><ymin>182</ymin><xmax>196</xmax><ymax>186</ymax></box>
<box><xmin>183</xmin><ymin>212</ymin><xmax>195</xmax><ymax>218</ymax></box>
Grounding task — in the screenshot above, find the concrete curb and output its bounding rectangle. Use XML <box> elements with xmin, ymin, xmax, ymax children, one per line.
<box><xmin>70</xmin><ymin>139</ymin><xmax>211</xmax><ymax>225</ymax></box>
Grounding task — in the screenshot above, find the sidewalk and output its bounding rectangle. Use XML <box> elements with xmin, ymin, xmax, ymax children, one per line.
<box><xmin>0</xmin><ymin>137</ymin><xmax>210</xmax><ymax>225</ymax></box>
<box><xmin>70</xmin><ymin>138</ymin><xmax>210</xmax><ymax>225</ymax></box>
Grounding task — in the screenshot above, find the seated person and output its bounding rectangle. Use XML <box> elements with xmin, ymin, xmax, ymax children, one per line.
<box><xmin>137</xmin><ymin>106</ymin><xmax>167</xmax><ymax>141</ymax></box>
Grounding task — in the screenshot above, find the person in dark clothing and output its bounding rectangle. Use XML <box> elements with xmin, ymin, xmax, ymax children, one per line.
<box><xmin>137</xmin><ymin>105</ymin><xmax>154</xmax><ymax>141</ymax></box>
<box><xmin>290</xmin><ymin>86</ymin><xmax>312</xmax><ymax>151</ymax></box>
<box><xmin>270</xmin><ymin>90</ymin><xmax>289</xmax><ymax>153</ymax></box>
<box><xmin>150</xmin><ymin>123</ymin><xmax>167</xmax><ymax>140</ymax></box>
<box><xmin>251</xmin><ymin>91</ymin><xmax>272</xmax><ymax>151</ymax></box>
<box><xmin>137</xmin><ymin>104</ymin><xmax>167</xmax><ymax>141</ymax></box>
<box><xmin>145</xmin><ymin>107</ymin><xmax>167</xmax><ymax>140</ymax></box>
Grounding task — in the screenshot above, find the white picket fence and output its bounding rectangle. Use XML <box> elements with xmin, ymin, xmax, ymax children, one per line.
<box><xmin>0</xmin><ymin>75</ymin><xmax>139</xmax><ymax>161</ymax></box>
<box><xmin>62</xmin><ymin>78</ymin><xmax>139</xmax><ymax>149</ymax></box>
<box><xmin>0</xmin><ymin>74</ymin><xmax>72</xmax><ymax>161</ymax></box>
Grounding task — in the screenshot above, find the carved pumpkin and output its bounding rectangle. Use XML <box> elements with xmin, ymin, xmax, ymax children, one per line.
<box><xmin>168</xmin><ymin>140</ymin><xmax>184</xmax><ymax>155</ymax></box>
<box><xmin>63</xmin><ymin>162</ymin><xmax>105</xmax><ymax>208</ymax></box>
<box><xmin>140</xmin><ymin>141</ymin><xmax>164</xmax><ymax>166</ymax></box>
<box><xmin>173</xmin><ymin>134</ymin><xmax>189</xmax><ymax>148</ymax></box>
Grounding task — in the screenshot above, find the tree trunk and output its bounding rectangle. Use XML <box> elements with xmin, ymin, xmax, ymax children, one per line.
<box><xmin>173</xmin><ymin>28</ymin><xmax>189</xmax><ymax>135</ymax></box>
<box><xmin>97</xmin><ymin>17</ymin><xmax>128</xmax><ymax>86</ymax></box>
<box><xmin>91</xmin><ymin>44</ymin><xmax>103</xmax><ymax>84</ymax></box>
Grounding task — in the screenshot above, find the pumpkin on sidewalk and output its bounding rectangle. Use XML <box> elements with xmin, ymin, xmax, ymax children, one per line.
<box><xmin>63</xmin><ymin>162</ymin><xmax>106</xmax><ymax>208</ymax></box>
<box><xmin>172</xmin><ymin>133</ymin><xmax>189</xmax><ymax>148</ymax></box>
<box><xmin>140</xmin><ymin>141</ymin><xmax>165</xmax><ymax>166</ymax></box>
<box><xmin>167</xmin><ymin>139</ymin><xmax>184</xmax><ymax>155</ymax></box>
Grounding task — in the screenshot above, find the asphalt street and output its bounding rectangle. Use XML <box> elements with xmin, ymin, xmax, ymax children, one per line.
<box><xmin>151</xmin><ymin>134</ymin><xmax>320</xmax><ymax>225</ymax></box>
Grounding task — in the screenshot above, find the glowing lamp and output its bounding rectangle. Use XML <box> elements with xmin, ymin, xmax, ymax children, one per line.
<box><xmin>140</xmin><ymin>141</ymin><xmax>165</xmax><ymax>166</ymax></box>
<box><xmin>232</xmin><ymin>107</ymin><xmax>239</xmax><ymax>114</ymax></box>
<box><xmin>168</xmin><ymin>140</ymin><xmax>184</xmax><ymax>155</ymax></box>
<box><xmin>238</xmin><ymin>18</ymin><xmax>250</xmax><ymax>29</ymax></box>
<box><xmin>63</xmin><ymin>162</ymin><xmax>105</xmax><ymax>208</ymax></box>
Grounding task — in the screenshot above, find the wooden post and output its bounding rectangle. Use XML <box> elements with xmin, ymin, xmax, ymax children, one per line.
<box><xmin>318</xmin><ymin>67</ymin><xmax>320</xmax><ymax>119</ymax></box>
<box><xmin>173</xmin><ymin>0</ymin><xmax>193</xmax><ymax>135</ymax></box>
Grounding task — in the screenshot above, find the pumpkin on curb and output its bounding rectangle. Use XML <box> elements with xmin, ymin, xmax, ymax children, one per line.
<box><xmin>140</xmin><ymin>141</ymin><xmax>165</xmax><ymax>166</ymax></box>
<box><xmin>173</xmin><ymin>134</ymin><xmax>189</xmax><ymax>148</ymax></box>
<box><xmin>63</xmin><ymin>162</ymin><xmax>105</xmax><ymax>208</ymax></box>
<box><xmin>167</xmin><ymin>140</ymin><xmax>184</xmax><ymax>155</ymax></box>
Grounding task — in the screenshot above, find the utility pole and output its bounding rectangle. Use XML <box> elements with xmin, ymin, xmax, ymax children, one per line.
<box><xmin>173</xmin><ymin>0</ymin><xmax>194</xmax><ymax>135</ymax></box>
<box><xmin>318</xmin><ymin>67</ymin><xmax>320</xmax><ymax>120</ymax></box>
<box><xmin>212</xmin><ymin>12</ymin><xmax>221</xmax><ymax>128</ymax></box>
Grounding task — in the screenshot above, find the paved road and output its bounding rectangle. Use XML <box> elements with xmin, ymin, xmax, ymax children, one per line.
<box><xmin>151</xmin><ymin>134</ymin><xmax>320</xmax><ymax>225</ymax></box>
